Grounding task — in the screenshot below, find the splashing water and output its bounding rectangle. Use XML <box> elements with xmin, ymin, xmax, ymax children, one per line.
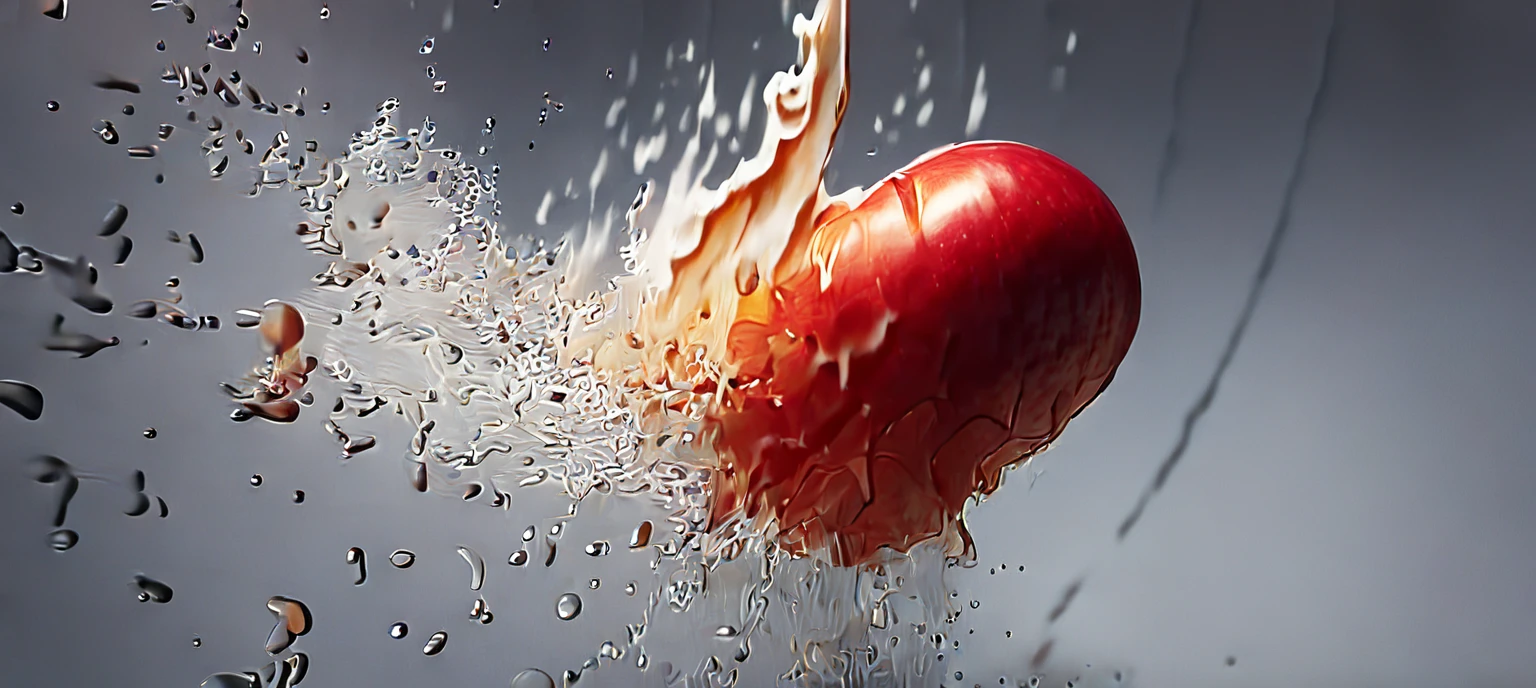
<box><xmin>186</xmin><ymin>0</ymin><xmax>1139</xmax><ymax>684</ymax></box>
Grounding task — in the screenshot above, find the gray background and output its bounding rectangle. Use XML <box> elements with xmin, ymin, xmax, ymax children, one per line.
<box><xmin>2</xmin><ymin>0</ymin><xmax>1534</xmax><ymax>686</ymax></box>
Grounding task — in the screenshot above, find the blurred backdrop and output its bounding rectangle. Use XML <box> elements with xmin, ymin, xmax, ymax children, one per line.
<box><xmin>1</xmin><ymin>1</ymin><xmax>1533</xmax><ymax>686</ymax></box>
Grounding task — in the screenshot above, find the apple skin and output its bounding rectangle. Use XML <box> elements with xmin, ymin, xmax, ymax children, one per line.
<box><xmin>707</xmin><ymin>141</ymin><xmax>1142</xmax><ymax>565</ymax></box>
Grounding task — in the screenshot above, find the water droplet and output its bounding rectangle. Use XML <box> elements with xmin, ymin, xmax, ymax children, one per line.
<box><xmin>456</xmin><ymin>545</ymin><xmax>485</xmax><ymax>591</ymax></box>
<box><xmin>1226</xmin><ymin>655</ymin><xmax>1237</xmax><ymax>667</ymax></box>
<box><xmin>319</xmin><ymin>4</ymin><xmax>330</xmax><ymax>19</ymax></box>
<box><xmin>623</xmin><ymin>582</ymin><xmax>636</xmax><ymax>596</ymax></box>
<box><xmin>200</xmin><ymin>673</ymin><xmax>255</xmax><ymax>688</ymax></box>
<box><xmin>143</xmin><ymin>427</ymin><xmax>157</xmax><ymax>439</ymax></box>
<box><xmin>419</xmin><ymin>37</ymin><xmax>434</xmax><ymax>54</ymax></box>
<box><xmin>0</xmin><ymin>380</ymin><xmax>44</xmax><ymax>421</ymax></box>
<box><xmin>265</xmin><ymin>596</ymin><xmax>312</xmax><ymax>654</ymax></box>
<box><xmin>584</xmin><ymin>540</ymin><xmax>610</xmax><ymax>557</ymax></box>
<box><xmin>249</xmin><ymin>474</ymin><xmax>263</xmax><ymax>487</ymax></box>
<box><xmin>629</xmin><ymin>521</ymin><xmax>652</xmax><ymax>549</ymax></box>
<box><xmin>389</xmin><ymin>622</ymin><xmax>408</xmax><ymax>639</ymax></box>
<box><xmin>49</xmin><ymin>528</ymin><xmax>78</xmax><ymax>551</ymax></box>
<box><xmin>432</xmin><ymin>81</ymin><xmax>447</xmax><ymax>93</ymax></box>
<box><xmin>45</xmin><ymin>100</ymin><xmax>59</xmax><ymax>112</ymax></box>
<box><xmin>422</xmin><ymin>631</ymin><xmax>447</xmax><ymax>656</ymax></box>
<box><xmin>133</xmin><ymin>574</ymin><xmax>173</xmax><ymax>603</ymax></box>
<box><xmin>9</xmin><ymin>202</ymin><xmax>22</xmax><ymax>215</ymax></box>
<box><xmin>510</xmin><ymin>669</ymin><xmax>556</xmax><ymax>688</ymax></box>
<box><xmin>345</xmin><ymin>547</ymin><xmax>367</xmax><ymax>584</ymax></box>
<box><xmin>128</xmin><ymin>145</ymin><xmax>158</xmax><ymax>159</ymax></box>
<box><xmin>542</xmin><ymin>37</ymin><xmax>550</xmax><ymax>51</ymax></box>
<box><xmin>527</xmin><ymin>141</ymin><xmax>535</xmax><ymax>150</ymax></box>
<box><xmin>292</xmin><ymin>490</ymin><xmax>305</xmax><ymax>503</ymax></box>
<box><xmin>296</xmin><ymin>47</ymin><xmax>309</xmax><ymax>64</ymax></box>
<box><xmin>94</xmin><ymin>120</ymin><xmax>120</xmax><ymax>145</ymax></box>
<box><xmin>555</xmin><ymin>593</ymin><xmax>582</xmax><ymax>621</ymax></box>
<box><xmin>42</xmin><ymin>0</ymin><xmax>67</xmax><ymax>21</ymax></box>
<box><xmin>715</xmin><ymin>625</ymin><xmax>737</xmax><ymax>638</ymax></box>
<box><xmin>606</xmin><ymin>67</ymin><xmax>614</xmax><ymax>79</ymax></box>
<box><xmin>508</xmin><ymin>550</ymin><xmax>528</xmax><ymax>566</ymax></box>
<box><xmin>156</xmin><ymin>40</ymin><xmax>166</xmax><ymax>51</ymax></box>
<box><xmin>192</xmin><ymin>636</ymin><xmax>202</xmax><ymax>648</ymax></box>
<box><xmin>389</xmin><ymin>549</ymin><xmax>416</xmax><ymax>568</ymax></box>
<box><xmin>122</xmin><ymin>104</ymin><xmax>135</xmax><ymax>116</ymax></box>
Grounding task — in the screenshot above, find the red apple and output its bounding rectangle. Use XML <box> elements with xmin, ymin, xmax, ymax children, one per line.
<box><xmin>707</xmin><ymin>140</ymin><xmax>1142</xmax><ymax>565</ymax></box>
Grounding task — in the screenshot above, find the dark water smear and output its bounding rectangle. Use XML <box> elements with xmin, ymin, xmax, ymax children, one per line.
<box><xmin>1</xmin><ymin>380</ymin><xmax>45</xmax><ymax>420</ymax></box>
<box><xmin>1151</xmin><ymin>0</ymin><xmax>1203</xmax><ymax>219</ymax></box>
<box><xmin>99</xmin><ymin>203</ymin><xmax>128</xmax><ymax>236</ymax></box>
<box><xmin>1117</xmin><ymin>0</ymin><xmax>1340</xmax><ymax>542</ymax></box>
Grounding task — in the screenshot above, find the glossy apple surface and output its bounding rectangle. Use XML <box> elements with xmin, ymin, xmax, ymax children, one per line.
<box><xmin>708</xmin><ymin>141</ymin><xmax>1142</xmax><ymax>565</ymax></box>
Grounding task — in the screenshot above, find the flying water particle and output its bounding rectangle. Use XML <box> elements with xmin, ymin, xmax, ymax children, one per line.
<box><xmin>49</xmin><ymin>528</ymin><xmax>78</xmax><ymax>551</ymax></box>
<box><xmin>456</xmin><ymin>545</ymin><xmax>486</xmax><ymax>591</ymax></box>
<box><xmin>319</xmin><ymin>4</ymin><xmax>330</xmax><ymax>20</ymax></box>
<box><xmin>200</xmin><ymin>673</ymin><xmax>256</xmax><ymax>688</ymax></box>
<box><xmin>249</xmin><ymin>474</ymin><xmax>263</xmax><ymax>487</ymax></box>
<box><xmin>291</xmin><ymin>490</ymin><xmax>305</xmax><ymax>503</ymax></box>
<box><xmin>345</xmin><ymin>547</ymin><xmax>367</xmax><ymax>584</ymax></box>
<box><xmin>99</xmin><ymin>204</ymin><xmax>128</xmax><ymax>236</ymax></box>
<box><xmin>265</xmin><ymin>596</ymin><xmax>312</xmax><ymax>654</ymax></box>
<box><xmin>296</xmin><ymin>48</ymin><xmax>308</xmax><ymax>64</ymax></box>
<box><xmin>419</xmin><ymin>37</ymin><xmax>434</xmax><ymax>54</ymax></box>
<box><xmin>389</xmin><ymin>622</ymin><xmax>408</xmax><ymax>639</ymax></box>
<box><xmin>584</xmin><ymin>540</ymin><xmax>610</xmax><ymax>557</ymax></box>
<box><xmin>422</xmin><ymin>631</ymin><xmax>447</xmax><ymax>656</ymax></box>
<box><xmin>10</xmin><ymin>202</ymin><xmax>22</xmax><ymax>215</ymax></box>
<box><xmin>606</xmin><ymin>67</ymin><xmax>613</xmax><ymax>79</ymax></box>
<box><xmin>132</xmin><ymin>574</ymin><xmax>174</xmax><ymax>603</ymax></box>
<box><xmin>510</xmin><ymin>669</ymin><xmax>556</xmax><ymax>688</ymax></box>
<box><xmin>915</xmin><ymin>99</ymin><xmax>934</xmax><ymax>127</ymax></box>
<box><xmin>143</xmin><ymin>428</ymin><xmax>156</xmax><ymax>439</ymax></box>
<box><xmin>95</xmin><ymin>77</ymin><xmax>141</xmax><ymax>94</ymax></box>
<box><xmin>45</xmin><ymin>101</ymin><xmax>59</xmax><ymax>112</ymax></box>
<box><xmin>43</xmin><ymin>314</ymin><xmax>119</xmax><ymax>358</ymax></box>
<box><xmin>508</xmin><ymin>550</ymin><xmax>528</xmax><ymax>566</ymax></box>
<box><xmin>432</xmin><ymin>81</ymin><xmax>446</xmax><ymax>93</ymax></box>
<box><xmin>158</xmin><ymin>123</ymin><xmax>175</xmax><ymax>140</ymax></box>
<box><xmin>965</xmin><ymin>64</ymin><xmax>988</xmax><ymax>136</ymax></box>
<box><xmin>122</xmin><ymin>104</ymin><xmax>135</xmax><ymax>116</ymax></box>
<box><xmin>187</xmin><ymin>233</ymin><xmax>204</xmax><ymax>263</ymax></box>
<box><xmin>95</xmin><ymin>121</ymin><xmax>120</xmax><ymax>145</ymax></box>
<box><xmin>555</xmin><ymin>593</ymin><xmax>582</xmax><ymax>621</ymax></box>
<box><xmin>0</xmin><ymin>380</ymin><xmax>44</xmax><ymax>421</ymax></box>
<box><xmin>128</xmin><ymin>146</ymin><xmax>158</xmax><ymax>159</ymax></box>
<box><xmin>542</xmin><ymin>37</ymin><xmax>550</xmax><ymax>51</ymax></box>
<box><xmin>42</xmin><ymin>0</ymin><xmax>67</xmax><ymax>20</ymax></box>
<box><xmin>623</xmin><ymin>582</ymin><xmax>636</xmax><ymax>596</ymax></box>
<box><xmin>469</xmin><ymin>597</ymin><xmax>493</xmax><ymax>624</ymax></box>
<box><xmin>156</xmin><ymin>40</ymin><xmax>166</xmax><ymax>51</ymax></box>
<box><xmin>389</xmin><ymin>549</ymin><xmax>416</xmax><ymax>568</ymax></box>
<box><xmin>192</xmin><ymin>636</ymin><xmax>202</xmax><ymax>648</ymax></box>
<box><xmin>521</xmin><ymin>526</ymin><xmax>536</xmax><ymax>542</ymax></box>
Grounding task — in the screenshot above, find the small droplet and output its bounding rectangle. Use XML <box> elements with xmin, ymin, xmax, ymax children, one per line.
<box><xmin>606</xmin><ymin>67</ymin><xmax>614</xmax><ymax>79</ymax></box>
<box><xmin>419</xmin><ymin>37</ymin><xmax>434</xmax><ymax>54</ymax></box>
<box><xmin>265</xmin><ymin>596</ymin><xmax>312</xmax><ymax>654</ymax></box>
<box><xmin>249</xmin><ymin>474</ymin><xmax>263</xmax><ymax>487</ymax></box>
<box><xmin>42</xmin><ymin>0</ymin><xmax>67</xmax><ymax>20</ymax></box>
<box><xmin>122</xmin><ymin>104</ymin><xmax>135</xmax><ymax>116</ymax></box>
<box><xmin>456</xmin><ymin>545</ymin><xmax>486</xmax><ymax>591</ymax></box>
<box><xmin>389</xmin><ymin>622</ymin><xmax>408</xmax><ymax>639</ymax></box>
<box><xmin>192</xmin><ymin>636</ymin><xmax>202</xmax><ymax>648</ymax></box>
<box><xmin>521</xmin><ymin>526</ymin><xmax>536</xmax><ymax>542</ymax></box>
<box><xmin>156</xmin><ymin>40</ymin><xmax>166</xmax><ymax>51</ymax></box>
<box><xmin>510</xmin><ymin>669</ymin><xmax>556</xmax><ymax>688</ymax></box>
<box><xmin>508</xmin><ymin>550</ymin><xmax>528</xmax><ymax>566</ymax></box>
<box><xmin>389</xmin><ymin>549</ymin><xmax>416</xmax><ymax>568</ymax></box>
<box><xmin>629</xmin><ymin>521</ymin><xmax>652</xmax><ymax>549</ymax></box>
<box><xmin>45</xmin><ymin>100</ymin><xmax>59</xmax><ymax>112</ymax></box>
<box><xmin>9</xmin><ymin>202</ymin><xmax>22</xmax><ymax>215</ymax></box>
<box><xmin>1226</xmin><ymin>656</ymin><xmax>1237</xmax><ymax>667</ymax></box>
<box><xmin>623</xmin><ymin>582</ymin><xmax>636</xmax><ymax>596</ymax></box>
<box><xmin>555</xmin><ymin>593</ymin><xmax>582</xmax><ymax>621</ymax></box>
<box><xmin>588</xmin><ymin>578</ymin><xmax>601</xmax><ymax>590</ymax></box>
<box><xmin>319</xmin><ymin>4</ymin><xmax>330</xmax><ymax>20</ymax></box>
<box><xmin>94</xmin><ymin>120</ymin><xmax>120</xmax><ymax>145</ymax></box>
<box><xmin>143</xmin><ymin>427</ymin><xmax>157</xmax><ymax>439</ymax></box>
<box><xmin>527</xmin><ymin>141</ymin><xmax>535</xmax><ymax>150</ymax></box>
<box><xmin>132</xmin><ymin>574</ymin><xmax>174</xmax><ymax>603</ymax></box>
<box><xmin>292</xmin><ymin>490</ymin><xmax>305</xmax><ymax>503</ymax></box>
<box><xmin>345</xmin><ymin>547</ymin><xmax>367</xmax><ymax>584</ymax></box>
<box><xmin>49</xmin><ymin>528</ymin><xmax>79</xmax><ymax>551</ymax></box>
<box><xmin>422</xmin><ymin>631</ymin><xmax>447</xmax><ymax>656</ymax></box>
<box><xmin>584</xmin><ymin>540</ymin><xmax>610</xmax><ymax>557</ymax></box>
<box><xmin>542</xmin><ymin>37</ymin><xmax>550</xmax><ymax>51</ymax></box>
